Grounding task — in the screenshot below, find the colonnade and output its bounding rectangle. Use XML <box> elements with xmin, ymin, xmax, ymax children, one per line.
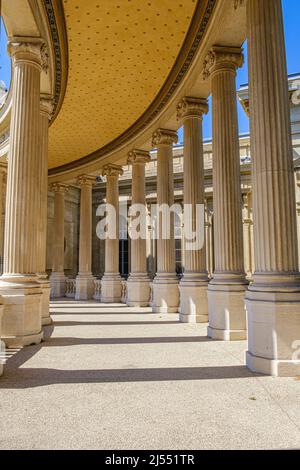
<box><xmin>0</xmin><ymin>0</ymin><xmax>299</xmax><ymax>377</ymax></box>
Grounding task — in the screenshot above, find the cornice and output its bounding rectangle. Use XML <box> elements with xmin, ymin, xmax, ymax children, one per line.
<box><xmin>43</xmin><ymin>0</ymin><xmax>68</xmax><ymax>125</ymax></box>
<box><xmin>48</xmin><ymin>0</ymin><xmax>217</xmax><ymax>176</ymax></box>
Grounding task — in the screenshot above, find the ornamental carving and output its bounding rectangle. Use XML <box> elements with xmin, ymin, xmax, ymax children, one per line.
<box><xmin>177</xmin><ymin>97</ymin><xmax>208</xmax><ymax>121</ymax></box>
<box><xmin>203</xmin><ymin>46</ymin><xmax>244</xmax><ymax>80</ymax></box>
<box><xmin>102</xmin><ymin>164</ymin><xmax>123</xmax><ymax>178</ymax></box>
<box><xmin>41</xmin><ymin>42</ymin><xmax>50</xmax><ymax>72</ymax></box>
<box><xmin>50</xmin><ymin>183</ymin><xmax>69</xmax><ymax>194</ymax></box>
<box><xmin>127</xmin><ymin>150</ymin><xmax>151</xmax><ymax>166</ymax></box>
<box><xmin>40</xmin><ymin>96</ymin><xmax>54</xmax><ymax>120</ymax></box>
<box><xmin>152</xmin><ymin>129</ymin><xmax>178</xmax><ymax>148</ymax></box>
<box><xmin>77</xmin><ymin>175</ymin><xmax>96</xmax><ymax>186</ymax></box>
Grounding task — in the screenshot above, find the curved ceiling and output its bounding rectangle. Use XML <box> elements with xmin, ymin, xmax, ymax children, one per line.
<box><xmin>48</xmin><ymin>0</ymin><xmax>198</xmax><ymax>169</ymax></box>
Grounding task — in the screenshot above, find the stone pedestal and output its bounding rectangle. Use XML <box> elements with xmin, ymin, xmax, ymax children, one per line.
<box><xmin>75</xmin><ymin>175</ymin><xmax>95</xmax><ymax>300</ymax></box>
<box><xmin>38</xmin><ymin>274</ymin><xmax>51</xmax><ymax>326</ymax></box>
<box><xmin>151</xmin><ymin>129</ymin><xmax>179</xmax><ymax>313</ymax></box>
<box><xmin>101</xmin><ymin>165</ymin><xmax>123</xmax><ymax>303</ymax></box>
<box><xmin>101</xmin><ymin>273</ymin><xmax>122</xmax><ymax>303</ymax></box>
<box><xmin>245</xmin><ymin>0</ymin><xmax>300</xmax><ymax>376</ymax></box>
<box><xmin>1</xmin><ymin>278</ymin><xmax>43</xmax><ymax>348</ymax></box>
<box><xmin>203</xmin><ymin>46</ymin><xmax>247</xmax><ymax>340</ymax></box>
<box><xmin>127</xmin><ymin>150</ymin><xmax>151</xmax><ymax>307</ymax></box>
<box><xmin>177</xmin><ymin>97</ymin><xmax>209</xmax><ymax>323</ymax></box>
<box><xmin>0</xmin><ymin>38</ymin><xmax>47</xmax><ymax>348</ymax></box>
<box><xmin>50</xmin><ymin>183</ymin><xmax>68</xmax><ymax>298</ymax></box>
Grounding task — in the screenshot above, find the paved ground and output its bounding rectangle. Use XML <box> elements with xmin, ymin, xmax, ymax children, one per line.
<box><xmin>0</xmin><ymin>300</ymin><xmax>299</xmax><ymax>450</ymax></box>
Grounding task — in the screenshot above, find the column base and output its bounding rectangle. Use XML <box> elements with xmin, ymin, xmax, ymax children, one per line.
<box><xmin>152</xmin><ymin>274</ymin><xmax>179</xmax><ymax>313</ymax></box>
<box><xmin>50</xmin><ymin>272</ymin><xmax>66</xmax><ymax>298</ymax></box>
<box><xmin>75</xmin><ymin>273</ymin><xmax>95</xmax><ymax>300</ymax></box>
<box><xmin>246</xmin><ymin>289</ymin><xmax>300</xmax><ymax>376</ymax></box>
<box><xmin>126</xmin><ymin>274</ymin><xmax>150</xmax><ymax>307</ymax></box>
<box><xmin>207</xmin><ymin>280</ymin><xmax>247</xmax><ymax>341</ymax></box>
<box><xmin>0</xmin><ymin>276</ymin><xmax>43</xmax><ymax>349</ymax></box>
<box><xmin>101</xmin><ymin>273</ymin><xmax>122</xmax><ymax>303</ymax></box>
<box><xmin>37</xmin><ymin>275</ymin><xmax>52</xmax><ymax>326</ymax></box>
<box><xmin>179</xmin><ymin>276</ymin><xmax>208</xmax><ymax>323</ymax></box>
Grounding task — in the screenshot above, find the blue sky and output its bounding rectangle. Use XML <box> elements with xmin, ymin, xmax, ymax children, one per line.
<box><xmin>1</xmin><ymin>0</ymin><xmax>299</xmax><ymax>141</ymax></box>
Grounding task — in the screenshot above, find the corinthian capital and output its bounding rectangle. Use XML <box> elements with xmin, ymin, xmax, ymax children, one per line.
<box><xmin>102</xmin><ymin>164</ymin><xmax>123</xmax><ymax>178</ymax></box>
<box><xmin>152</xmin><ymin>129</ymin><xmax>178</xmax><ymax>148</ymax></box>
<box><xmin>203</xmin><ymin>46</ymin><xmax>244</xmax><ymax>80</ymax></box>
<box><xmin>50</xmin><ymin>183</ymin><xmax>69</xmax><ymax>194</ymax></box>
<box><xmin>177</xmin><ymin>97</ymin><xmax>208</xmax><ymax>121</ymax></box>
<box><xmin>77</xmin><ymin>175</ymin><xmax>96</xmax><ymax>187</ymax></box>
<box><xmin>7</xmin><ymin>37</ymin><xmax>49</xmax><ymax>71</ymax></box>
<box><xmin>127</xmin><ymin>149</ymin><xmax>151</xmax><ymax>165</ymax></box>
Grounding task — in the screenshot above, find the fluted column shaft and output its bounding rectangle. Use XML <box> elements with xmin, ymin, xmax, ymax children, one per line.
<box><xmin>0</xmin><ymin>39</ymin><xmax>47</xmax><ymax>347</ymax></box>
<box><xmin>151</xmin><ymin>129</ymin><xmax>179</xmax><ymax>313</ymax></box>
<box><xmin>248</xmin><ymin>0</ymin><xmax>298</xmax><ymax>285</ymax></box>
<box><xmin>204</xmin><ymin>46</ymin><xmax>247</xmax><ymax>340</ymax></box>
<box><xmin>101</xmin><ymin>164</ymin><xmax>123</xmax><ymax>303</ymax></box>
<box><xmin>155</xmin><ymin>134</ymin><xmax>177</xmax><ymax>274</ymax></box>
<box><xmin>105</xmin><ymin>173</ymin><xmax>120</xmax><ymax>274</ymax></box>
<box><xmin>51</xmin><ymin>185</ymin><xmax>68</xmax><ymax>274</ymax></box>
<box><xmin>0</xmin><ymin>167</ymin><xmax>6</xmax><ymax>274</ymax></box>
<box><xmin>245</xmin><ymin>0</ymin><xmax>300</xmax><ymax>377</ymax></box>
<box><xmin>177</xmin><ymin>98</ymin><xmax>209</xmax><ymax>323</ymax></box>
<box><xmin>179</xmin><ymin>98</ymin><xmax>208</xmax><ymax>276</ymax></box>
<box><xmin>126</xmin><ymin>151</ymin><xmax>151</xmax><ymax>307</ymax></box>
<box><xmin>78</xmin><ymin>177</ymin><xmax>94</xmax><ymax>274</ymax></box>
<box><xmin>3</xmin><ymin>40</ymin><xmax>44</xmax><ymax>276</ymax></box>
<box><xmin>37</xmin><ymin>98</ymin><xmax>53</xmax><ymax>275</ymax></box>
<box><xmin>209</xmin><ymin>52</ymin><xmax>245</xmax><ymax>281</ymax></box>
<box><xmin>128</xmin><ymin>151</ymin><xmax>150</xmax><ymax>274</ymax></box>
<box><xmin>75</xmin><ymin>176</ymin><xmax>95</xmax><ymax>300</ymax></box>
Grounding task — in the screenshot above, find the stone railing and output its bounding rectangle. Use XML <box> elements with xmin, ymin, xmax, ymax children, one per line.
<box><xmin>93</xmin><ymin>279</ymin><xmax>102</xmax><ymax>300</ymax></box>
<box><xmin>121</xmin><ymin>279</ymin><xmax>127</xmax><ymax>304</ymax></box>
<box><xmin>65</xmin><ymin>278</ymin><xmax>76</xmax><ymax>298</ymax></box>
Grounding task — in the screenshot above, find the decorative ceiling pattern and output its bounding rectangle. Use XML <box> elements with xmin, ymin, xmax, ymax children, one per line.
<box><xmin>48</xmin><ymin>0</ymin><xmax>197</xmax><ymax>169</ymax></box>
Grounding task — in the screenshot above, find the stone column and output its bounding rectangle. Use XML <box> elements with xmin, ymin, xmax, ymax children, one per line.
<box><xmin>0</xmin><ymin>165</ymin><xmax>7</xmax><ymax>275</ymax></box>
<box><xmin>245</xmin><ymin>0</ymin><xmax>300</xmax><ymax>376</ymax></box>
<box><xmin>177</xmin><ymin>97</ymin><xmax>209</xmax><ymax>322</ymax></box>
<box><xmin>203</xmin><ymin>46</ymin><xmax>247</xmax><ymax>340</ymax></box>
<box><xmin>126</xmin><ymin>150</ymin><xmax>151</xmax><ymax>306</ymax></box>
<box><xmin>0</xmin><ymin>38</ymin><xmax>47</xmax><ymax>348</ymax></box>
<box><xmin>49</xmin><ymin>183</ymin><xmax>69</xmax><ymax>298</ymax></box>
<box><xmin>242</xmin><ymin>191</ymin><xmax>254</xmax><ymax>280</ymax></box>
<box><xmin>151</xmin><ymin>129</ymin><xmax>179</xmax><ymax>313</ymax></box>
<box><xmin>37</xmin><ymin>96</ymin><xmax>53</xmax><ymax>325</ymax></box>
<box><xmin>75</xmin><ymin>175</ymin><xmax>95</xmax><ymax>300</ymax></box>
<box><xmin>101</xmin><ymin>164</ymin><xmax>123</xmax><ymax>302</ymax></box>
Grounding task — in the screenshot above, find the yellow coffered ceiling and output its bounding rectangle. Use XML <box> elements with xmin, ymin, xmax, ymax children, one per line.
<box><xmin>48</xmin><ymin>0</ymin><xmax>197</xmax><ymax>170</ymax></box>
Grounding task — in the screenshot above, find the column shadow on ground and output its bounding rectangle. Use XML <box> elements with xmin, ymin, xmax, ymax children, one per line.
<box><xmin>0</xmin><ymin>365</ymin><xmax>258</xmax><ymax>389</ymax></box>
